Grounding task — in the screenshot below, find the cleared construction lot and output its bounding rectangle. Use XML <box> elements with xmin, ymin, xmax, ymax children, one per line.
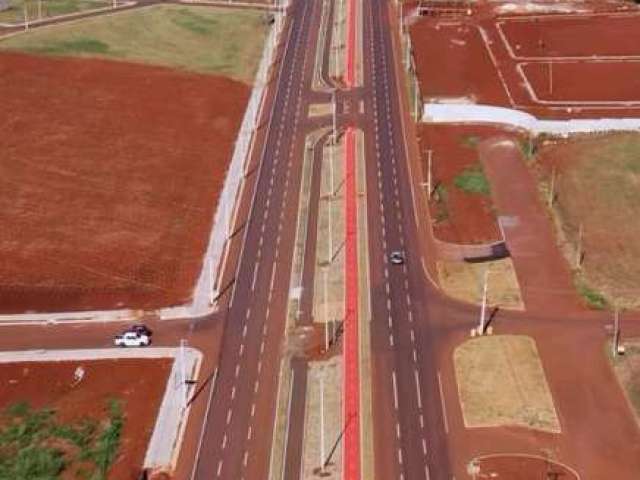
<box><xmin>0</xmin><ymin>5</ymin><xmax>268</xmax><ymax>313</ymax></box>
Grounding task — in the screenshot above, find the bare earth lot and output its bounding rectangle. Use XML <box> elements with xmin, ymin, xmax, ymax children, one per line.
<box><xmin>416</xmin><ymin>124</ymin><xmax>502</xmax><ymax>245</ymax></box>
<box><xmin>0</xmin><ymin>52</ymin><xmax>249</xmax><ymax>313</ymax></box>
<box><xmin>0</xmin><ymin>358</ymin><xmax>171</xmax><ymax>479</ymax></box>
<box><xmin>532</xmin><ymin>132</ymin><xmax>640</xmax><ymax>309</ymax></box>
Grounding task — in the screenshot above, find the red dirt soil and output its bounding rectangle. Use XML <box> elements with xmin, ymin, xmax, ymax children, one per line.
<box><xmin>0</xmin><ymin>358</ymin><xmax>172</xmax><ymax>480</ymax></box>
<box><xmin>0</xmin><ymin>52</ymin><xmax>249</xmax><ymax>314</ymax></box>
<box><xmin>409</xmin><ymin>3</ymin><xmax>640</xmax><ymax>118</ymax></box>
<box><xmin>499</xmin><ymin>14</ymin><xmax>640</xmax><ymax>58</ymax></box>
<box><xmin>416</xmin><ymin>124</ymin><xmax>502</xmax><ymax>244</ymax></box>
<box><xmin>409</xmin><ymin>18</ymin><xmax>509</xmax><ymax>105</ymax></box>
<box><xmin>474</xmin><ymin>454</ymin><xmax>578</xmax><ymax>480</ymax></box>
<box><xmin>521</xmin><ymin>60</ymin><xmax>640</xmax><ymax>103</ymax></box>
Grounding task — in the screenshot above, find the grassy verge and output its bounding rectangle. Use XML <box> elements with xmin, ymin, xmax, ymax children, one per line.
<box><xmin>454</xmin><ymin>335</ymin><xmax>560</xmax><ymax>432</ymax></box>
<box><xmin>0</xmin><ymin>4</ymin><xmax>269</xmax><ymax>83</ymax></box>
<box><xmin>610</xmin><ymin>339</ymin><xmax>640</xmax><ymax>425</ymax></box>
<box><xmin>0</xmin><ymin>399</ymin><xmax>124</xmax><ymax>479</ymax></box>
<box><xmin>533</xmin><ymin>133</ymin><xmax>640</xmax><ymax>310</ymax></box>
<box><xmin>0</xmin><ymin>0</ymin><xmax>110</xmax><ymax>24</ymax></box>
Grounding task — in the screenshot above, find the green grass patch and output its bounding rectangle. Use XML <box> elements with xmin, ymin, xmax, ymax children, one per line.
<box><xmin>576</xmin><ymin>279</ymin><xmax>607</xmax><ymax>310</ymax></box>
<box><xmin>0</xmin><ymin>399</ymin><xmax>124</xmax><ymax>480</ymax></box>
<box><xmin>453</xmin><ymin>164</ymin><xmax>491</xmax><ymax>195</ymax></box>
<box><xmin>519</xmin><ymin>138</ymin><xmax>536</xmax><ymax>160</ymax></box>
<box><xmin>0</xmin><ymin>4</ymin><xmax>269</xmax><ymax>83</ymax></box>
<box><xmin>31</xmin><ymin>37</ymin><xmax>110</xmax><ymax>55</ymax></box>
<box><xmin>460</xmin><ymin>135</ymin><xmax>480</xmax><ymax>148</ymax></box>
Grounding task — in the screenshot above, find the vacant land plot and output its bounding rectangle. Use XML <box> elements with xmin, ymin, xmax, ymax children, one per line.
<box><xmin>0</xmin><ymin>4</ymin><xmax>268</xmax><ymax>83</ymax></box>
<box><xmin>454</xmin><ymin>335</ymin><xmax>560</xmax><ymax>432</ymax></box>
<box><xmin>0</xmin><ymin>52</ymin><xmax>249</xmax><ymax>313</ymax></box>
<box><xmin>0</xmin><ymin>358</ymin><xmax>171</xmax><ymax>479</ymax></box>
<box><xmin>409</xmin><ymin>19</ymin><xmax>509</xmax><ymax>105</ymax></box>
<box><xmin>0</xmin><ymin>0</ymin><xmax>110</xmax><ymax>24</ymax></box>
<box><xmin>611</xmin><ymin>338</ymin><xmax>640</xmax><ymax>425</ymax></box>
<box><xmin>417</xmin><ymin>124</ymin><xmax>502</xmax><ymax>244</ymax></box>
<box><xmin>521</xmin><ymin>61</ymin><xmax>640</xmax><ymax>103</ymax></box>
<box><xmin>533</xmin><ymin>132</ymin><xmax>640</xmax><ymax>309</ymax></box>
<box><xmin>499</xmin><ymin>14</ymin><xmax>640</xmax><ymax>58</ymax></box>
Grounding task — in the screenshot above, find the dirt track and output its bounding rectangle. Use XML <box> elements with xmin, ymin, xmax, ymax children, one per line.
<box><xmin>0</xmin><ymin>52</ymin><xmax>248</xmax><ymax>313</ymax></box>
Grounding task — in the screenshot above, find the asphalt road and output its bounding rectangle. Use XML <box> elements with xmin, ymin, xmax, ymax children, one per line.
<box><xmin>190</xmin><ymin>0</ymin><xmax>456</xmax><ymax>477</ymax></box>
<box><xmin>189</xmin><ymin>1</ymin><xmax>327</xmax><ymax>479</ymax></box>
<box><xmin>360</xmin><ymin>1</ymin><xmax>452</xmax><ymax>479</ymax></box>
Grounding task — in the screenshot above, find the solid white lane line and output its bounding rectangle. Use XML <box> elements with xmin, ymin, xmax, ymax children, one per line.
<box><xmin>414</xmin><ymin>369</ymin><xmax>423</xmax><ymax>409</ymax></box>
<box><xmin>251</xmin><ymin>262</ymin><xmax>260</xmax><ymax>291</ymax></box>
<box><xmin>392</xmin><ymin>370</ymin><xmax>399</xmax><ymax>410</ymax></box>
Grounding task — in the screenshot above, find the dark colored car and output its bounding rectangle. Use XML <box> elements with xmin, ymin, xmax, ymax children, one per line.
<box><xmin>127</xmin><ymin>324</ymin><xmax>153</xmax><ymax>337</ymax></box>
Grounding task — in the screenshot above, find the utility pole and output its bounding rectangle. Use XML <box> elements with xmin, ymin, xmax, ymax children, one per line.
<box><xmin>405</xmin><ymin>34</ymin><xmax>411</xmax><ymax>71</ymax></box>
<box><xmin>576</xmin><ymin>222</ymin><xmax>583</xmax><ymax>269</ymax></box>
<box><xmin>414</xmin><ymin>76</ymin><xmax>419</xmax><ymax>121</ymax></box>
<box><xmin>319</xmin><ymin>374</ymin><xmax>326</xmax><ymax>473</ymax></box>
<box><xmin>548</xmin><ymin>165</ymin><xmax>556</xmax><ymax>208</ymax></box>
<box><xmin>478</xmin><ymin>270</ymin><xmax>489</xmax><ymax>335</ymax></box>
<box><xmin>23</xmin><ymin>1</ymin><xmax>28</xmax><ymax>32</ymax></box>
<box><xmin>613</xmin><ymin>309</ymin><xmax>621</xmax><ymax>357</ymax></box>
<box><xmin>180</xmin><ymin>339</ymin><xmax>188</xmax><ymax>409</ymax></box>
<box><xmin>323</xmin><ymin>268</ymin><xmax>330</xmax><ymax>349</ymax></box>
<box><xmin>427</xmin><ymin>149</ymin><xmax>433</xmax><ymax>199</ymax></box>
<box><xmin>208</xmin><ymin>258</ymin><xmax>214</xmax><ymax>306</ymax></box>
<box><xmin>332</xmin><ymin>89</ymin><xmax>338</xmax><ymax>147</ymax></box>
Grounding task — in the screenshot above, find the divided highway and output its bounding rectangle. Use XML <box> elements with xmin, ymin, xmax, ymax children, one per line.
<box><xmin>191</xmin><ymin>0</ymin><xmax>453</xmax><ymax>479</ymax></box>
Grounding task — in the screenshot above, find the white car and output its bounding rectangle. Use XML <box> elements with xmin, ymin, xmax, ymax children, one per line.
<box><xmin>390</xmin><ymin>251</ymin><xmax>405</xmax><ymax>265</ymax></box>
<box><xmin>114</xmin><ymin>331</ymin><xmax>151</xmax><ymax>347</ymax></box>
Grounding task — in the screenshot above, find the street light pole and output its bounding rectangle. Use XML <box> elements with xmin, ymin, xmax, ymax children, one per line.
<box><xmin>479</xmin><ymin>270</ymin><xmax>489</xmax><ymax>335</ymax></box>
<box><xmin>613</xmin><ymin>309</ymin><xmax>621</xmax><ymax>356</ymax></box>
<box><xmin>427</xmin><ymin>149</ymin><xmax>433</xmax><ymax>199</ymax></box>
<box><xmin>320</xmin><ymin>374</ymin><xmax>326</xmax><ymax>473</ymax></box>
